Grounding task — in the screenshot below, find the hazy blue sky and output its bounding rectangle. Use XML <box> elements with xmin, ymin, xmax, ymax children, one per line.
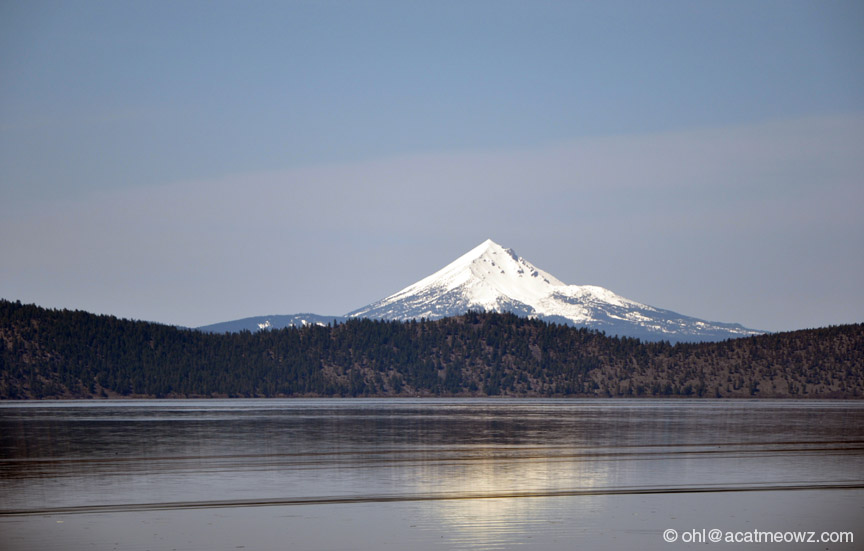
<box><xmin>2</xmin><ymin>0</ymin><xmax>863</xmax><ymax>331</ymax></box>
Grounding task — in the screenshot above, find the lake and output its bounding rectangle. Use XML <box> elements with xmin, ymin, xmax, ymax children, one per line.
<box><xmin>1</xmin><ymin>399</ymin><xmax>862</xmax><ymax>550</ymax></box>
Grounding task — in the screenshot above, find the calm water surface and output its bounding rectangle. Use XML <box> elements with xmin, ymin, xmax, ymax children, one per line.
<box><xmin>1</xmin><ymin>399</ymin><xmax>862</xmax><ymax>550</ymax></box>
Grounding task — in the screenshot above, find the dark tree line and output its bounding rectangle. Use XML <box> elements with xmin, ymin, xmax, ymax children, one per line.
<box><xmin>1</xmin><ymin>299</ymin><xmax>862</xmax><ymax>399</ymax></box>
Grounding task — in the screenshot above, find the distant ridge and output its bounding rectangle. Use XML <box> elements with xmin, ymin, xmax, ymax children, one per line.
<box><xmin>201</xmin><ymin>239</ymin><xmax>764</xmax><ymax>342</ymax></box>
<box><xmin>199</xmin><ymin>314</ymin><xmax>346</xmax><ymax>334</ymax></box>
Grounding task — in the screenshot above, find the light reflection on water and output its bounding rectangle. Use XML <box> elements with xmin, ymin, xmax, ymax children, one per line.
<box><xmin>1</xmin><ymin>399</ymin><xmax>863</xmax><ymax>550</ymax></box>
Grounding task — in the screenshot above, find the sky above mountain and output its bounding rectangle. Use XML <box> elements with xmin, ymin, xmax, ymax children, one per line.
<box><xmin>1</xmin><ymin>1</ymin><xmax>863</xmax><ymax>331</ymax></box>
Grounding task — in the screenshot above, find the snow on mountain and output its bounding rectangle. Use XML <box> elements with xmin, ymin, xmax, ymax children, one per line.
<box><xmin>199</xmin><ymin>239</ymin><xmax>764</xmax><ymax>342</ymax></box>
<box><xmin>346</xmin><ymin>239</ymin><xmax>764</xmax><ymax>342</ymax></box>
<box><xmin>198</xmin><ymin>313</ymin><xmax>346</xmax><ymax>333</ymax></box>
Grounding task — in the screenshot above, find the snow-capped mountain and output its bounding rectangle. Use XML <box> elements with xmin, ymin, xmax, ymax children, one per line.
<box><xmin>346</xmin><ymin>239</ymin><xmax>764</xmax><ymax>342</ymax></box>
<box><xmin>199</xmin><ymin>239</ymin><xmax>763</xmax><ymax>342</ymax></box>
<box><xmin>198</xmin><ymin>313</ymin><xmax>346</xmax><ymax>333</ymax></box>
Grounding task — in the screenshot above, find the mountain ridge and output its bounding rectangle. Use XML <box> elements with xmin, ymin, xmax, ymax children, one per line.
<box><xmin>199</xmin><ymin>313</ymin><xmax>347</xmax><ymax>334</ymax></box>
<box><xmin>201</xmin><ymin>239</ymin><xmax>763</xmax><ymax>342</ymax></box>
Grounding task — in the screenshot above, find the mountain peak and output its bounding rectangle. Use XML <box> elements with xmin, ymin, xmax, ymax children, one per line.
<box><xmin>459</xmin><ymin>238</ymin><xmax>512</xmax><ymax>262</ymax></box>
<box><xmin>352</xmin><ymin>240</ymin><xmax>567</xmax><ymax>320</ymax></box>
<box><xmin>346</xmin><ymin>239</ymin><xmax>765</xmax><ymax>342</ymax></box>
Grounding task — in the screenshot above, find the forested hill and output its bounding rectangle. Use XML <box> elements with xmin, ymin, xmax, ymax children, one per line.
<box><xmin>1</xmin><ymin>299</ymin><xmax>862</xmax><ymax>399</ymax></box>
